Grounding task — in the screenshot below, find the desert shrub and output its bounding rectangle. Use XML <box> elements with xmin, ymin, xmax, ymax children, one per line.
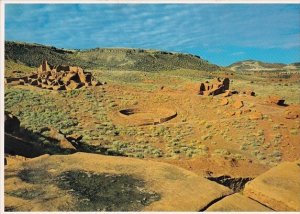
<box><xmin>67</xmin><ymin>89</ymin><xmax>81</xmax><ymax>98</ymax></box>
<box><xmin>5</xmin><ymin>88</ymin><xmax>78</xmax><ymax>132</ymax></box>
<box><xmin>240</xmin><ymin>143</ymin><xmax>248</xmax><ymax>151</ymax></box>
<box><xmin>213</xmin><ymin>149</ymin><xmax>231</xmax><ymax>156</ymax></box>
<box><xmin>201</xmin><ymin>134</ymin><xmax>212</xmax><ymax>141</ymax></box>
<box><xmin>289</xmin><ymin>128</ymin><xmax>299</xmax><ymax>135</ymax></box>
<box><xmin>272</xmin><ymin>124</ymin><xmax>281</xmax><ymax>130</ymax></box>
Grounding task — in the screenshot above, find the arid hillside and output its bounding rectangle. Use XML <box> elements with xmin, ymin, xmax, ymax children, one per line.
<box><xmin>5</xmin><ymin>41</ymin><xmax>221</xmax><ymax>72</ymax></box>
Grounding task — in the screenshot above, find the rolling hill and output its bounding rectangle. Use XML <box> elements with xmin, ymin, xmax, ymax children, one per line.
<box><xmin>5</xmin><ymin>41</ymin><xmax>221</xmax><ymax>72</ymax></box>
<box><xmin>228</xmin><ymin>60</ymin><xmax>300</xmax><ymax>73</ymax></box>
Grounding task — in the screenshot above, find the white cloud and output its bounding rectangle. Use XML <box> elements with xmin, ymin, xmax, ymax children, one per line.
<box><xmin>5</xmin><ymin>4</ymin><xmax>300</xmax><ymax>52</ymax></box>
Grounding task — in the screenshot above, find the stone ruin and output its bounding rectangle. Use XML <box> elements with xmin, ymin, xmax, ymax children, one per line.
<box><xmin>199</xmin><ymin>77</ymin><xmax>230</xmax><ymax>96</ymax></box>
<box><xmin>118</xmin><ymin>108</ymin><xmax>177</xmax><ymax>126</ymax></box>
<box><xmin>5</xmin><ymin>60</ymin><xmax>104</xmax><ymax>90</ymax></box>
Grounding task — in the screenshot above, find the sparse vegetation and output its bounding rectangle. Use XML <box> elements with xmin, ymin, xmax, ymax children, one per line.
<box><xmin>4</xmin><ymin>40</ymin><xmax>300</xmax><ymax>196</ymax></box>
<box><xmin>5</xmin><ymin>41</ymin><xmax>220</xmax><ymax>72</ymax></box>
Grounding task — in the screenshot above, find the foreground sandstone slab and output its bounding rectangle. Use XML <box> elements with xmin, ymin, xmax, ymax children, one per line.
<box><xmin>5</xmin><ymin>152</ymin><xmax>232</xmax><ymax>211</ymax></box>
<box><xmin>243</xmin><ymin>160</ymin><xmax>300</xmax><ymax>211</ymax></box>
<box><xmin>206</xmin><ymin>193</ymin><xmax>272</xmax><ymax>211</ymax></box>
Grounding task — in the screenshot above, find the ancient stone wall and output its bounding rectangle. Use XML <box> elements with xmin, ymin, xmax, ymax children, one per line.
<box><xmin>199</xmin><ymin>78</ymin><xmax>230</xmax><ymax>96</ymax></box>
<box><xmin>6</xmin><ymin>60</ymin><xmax>104</xmax><ymax>90</ymax></box>
<box><xmin>118</xmin><ymin>108</ymin><xmax>177</xmax><ymax>126</ymax></box>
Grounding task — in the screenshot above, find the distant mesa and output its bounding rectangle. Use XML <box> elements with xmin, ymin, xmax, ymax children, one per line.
<box><xmin>5</xmin><ymin>60</ymin><xmax>105</xmax><ymax>90</ymax></box>
<box><xmin>228</xmin><ymin>60</ymin><xmax>300</xmax><ymax>74</ymax></box>
<box><xmin>5</xmin><ymin>41</ymin><xmax>221</xmax><ymax>72</ymax></box>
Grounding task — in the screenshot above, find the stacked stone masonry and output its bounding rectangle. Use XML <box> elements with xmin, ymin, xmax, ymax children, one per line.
<box><xmin>5</xmin><ymin>60</ymin><xmax>104</xmax><ymax>90</ymax></box>
<box><xmin>199</xmin><ymin>78</ymin><xmax>230</xmax><ymax>96</ymax></box>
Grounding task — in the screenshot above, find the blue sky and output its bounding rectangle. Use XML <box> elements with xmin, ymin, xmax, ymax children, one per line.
<box><xmin>5</xmin><ymin>4</ymin><xmax>300</xmax><ymax>66</ymax></box>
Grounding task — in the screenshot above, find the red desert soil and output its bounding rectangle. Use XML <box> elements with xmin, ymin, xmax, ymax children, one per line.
<box><xmin>5</xmin><ymin>70</ymin><xmax>300</xmax><ymax>179</ymax></box>
<box><xmin>106</xmin><ymin>81</ymin><xmax>300</xmax><ymax>177</ymax></box>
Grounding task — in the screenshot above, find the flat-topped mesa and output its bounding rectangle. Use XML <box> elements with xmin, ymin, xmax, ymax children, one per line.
<box><xmin>199</xmin><ymin>77</ymin><xmax>230</xmax><ymax>96</ymax></box>
<box><xmin>22</xmin><ymin>60</ymin><xmax>103</xmax><ymax>90</ymax></box>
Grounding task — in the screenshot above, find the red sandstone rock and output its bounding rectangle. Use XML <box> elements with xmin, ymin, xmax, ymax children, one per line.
<box><xmin>59</xmin><ymin>139</ymin><xmax>77</xmax><ymax>150</ymax></box>
<box><xmin>38</xmin><ymin>60</ymin><xmax>52</xmax><ymax>72</ymax></box>
<box><xmin>242</xmin><ymin>109</ymin><xmax>252</xmax><ymax>114</ymax></box>
<box><xmin>49</xmin><ymin>128</ymin><xmax>76</xmax><ymax>151</ymax></box>
<box><xmin>233</xmin><ymin>100</ymin><xmax>244</xmax><ymax>109</ymax></box>
<box><xmin>223</xmin><ymin>90</ymin><xmax>233</xmax><ymax>97</ymax></box>
<box><xmin>226</xmin><ymin>111</ymin><xmax>236</xmax><ymax>117</ymax></box>
<box><xmin>244</xmin><ymin>160</ymin><xmax>300</xmax><ymax>211</ymax></box>
<box><xmin>66</xmin><ymin>80</ymin><xmax>81</xmax><ymax>90</ymax></box>
<box><xmin>78</xmin><ymin>68</ymin><xmax>87</xmax><ymax>83</ymax></box>
<box><xmin>220</xmin><ymin>98</ymin><xmax>229</xmax><ymax>106</ymax></box>
<box><xmin>235</xmin><ymin>110</ymin><xmax>243</xmax><ymax>116</ymax></box>
<box><xmin>52</xmin><ymin>85</ymin><xmax>65</xmax><ymax>91</ymax></box>
<box><xmin>268</xmin><ymin>96</ymin><xmax>285</xmax><ymax>106</ymax></box>
<box><xmin>285</xmin><ymin>109</ymin><xmax>300</xmax><ymax>119</ymax></box>
<box><xmin>66</xmin><ymin>133</ymin><xmax>83</xmax><ymax>142</ymax></box>
<box><xmin>249</xmin><ymin>112</ymin><xmax>263</xmax><ymax>120</ymax></box>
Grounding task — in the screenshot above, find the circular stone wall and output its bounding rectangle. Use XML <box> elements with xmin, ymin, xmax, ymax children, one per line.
<box><xmin>118</xmin><ymin>108</ymin><xmax>177</xmax><ymax>126</ymax></box>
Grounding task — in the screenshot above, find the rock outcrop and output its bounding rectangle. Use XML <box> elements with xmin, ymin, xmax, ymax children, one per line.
<box><xmin>220</xmin><ymin>98</ymin><xmax>229</xmax><ymax>106</ymax></box>
<box><xmin>249</xmin><ymin>112</ymin><xmax>263</xmax><ymax>120</ymax></box>
<box><xmin>199</xmin><ymin>78</ymin><xmax>230</xmax><ymax>96</ymax></box>
<box><xmin>267</xmin><ymin>96</ymin><xmax>285</xmax><ymax>106</ymax></box>
<box><xmin>206</xmin><ymin>193</ymin><xmax>272</xmax><ymax>211</ymax></box>
<box><xmin>233</xmin><ymin>100</ymin><xmax>244</xmax><ymax>109</ymax></box>
<box><xmin>5</xmin><ymin>111</ymin><xmax>20</xmax><ymax>133</ymax></box>
<box><xmin>4</xmin><ymin>152</ymin><xmax>232</xmax><ymax>211</ymax></box>
<box><xmin>243</xmin><ymin>160</ymin><xmax>300</xmax><ymax>211</ymax></box>
<box><xmin>5</xmin><ymin>113</ymin><xmax>44</xmax><ymax>159</ymax></box>
<box><xmin>285</xmin><ymin>107</ymin><xmax>300</xmax><ymax>119</ymax></box>
<box><xmin>49</xmin><ymin>128</ymin><xmax>77</xmax><ymax>151</ymax></box>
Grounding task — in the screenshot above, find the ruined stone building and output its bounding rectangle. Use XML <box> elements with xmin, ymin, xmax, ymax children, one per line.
<box><xmin>5</xmin><ymin>60</ymin><xmax>102</xmax><ymax>90</ymax></box>
<box><xmin>199</xmin><ymin>78</ymin><xmax>230</xmax><ymax>96</ymax></box>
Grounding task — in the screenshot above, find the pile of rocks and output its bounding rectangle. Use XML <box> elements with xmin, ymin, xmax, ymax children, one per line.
<box><xmin>199</xmin><ymin>78</ymin><xmax>230</xmax><ymax>96</ymax></box>
<box><xmin>5</xmin><ymin>60</ymin><xmax>104</xmax><ymax>90</ymax></box>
